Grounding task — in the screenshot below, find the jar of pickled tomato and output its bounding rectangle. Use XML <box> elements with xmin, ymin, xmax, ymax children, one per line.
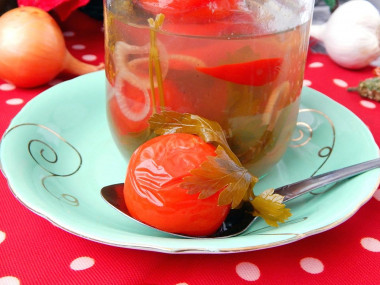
<box><xmin>104</xmin><ymin>0</ymin><xmax>314</xmax><ymax>177</ymax></box>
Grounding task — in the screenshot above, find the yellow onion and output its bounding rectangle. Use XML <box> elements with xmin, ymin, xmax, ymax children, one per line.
<box><xmin>0</xmin><ymin>6</ymin><xmax>103</xmax><ymax>88</ymax></box>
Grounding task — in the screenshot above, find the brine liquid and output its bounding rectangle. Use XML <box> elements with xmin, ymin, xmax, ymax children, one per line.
<box><xmin>105</xmin><ymin>2</ymin><xmax>310</xmax><ymax>177</ymax></box>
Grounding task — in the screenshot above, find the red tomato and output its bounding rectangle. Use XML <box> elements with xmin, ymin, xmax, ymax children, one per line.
<box><xmin>163</xmin><ymin>69</ymin><xmax>228</xmax><ymax>123</ymax></box>
<box><xmin>108</xmin><ymin>80</ymin><xmax>153</xmax><ymax>134</ymax></box>
<box><xmin>137</xmin><ymin>0</ymin><xmax>239</xmax><ymax>22</ymax></box>
<box><xmin>108</xmin><ymin>78</ymin><xmax>188</xmax><ymax>134</ymax></box>
<box><xmin>109</xmin><ymin>74</ymin><xmax>227</xmax><ymax>135</ymax></box>
<box><xmin>123</xmin><ymin>133</ymin><xmax>230</xmax><ymax>236</ymax></box>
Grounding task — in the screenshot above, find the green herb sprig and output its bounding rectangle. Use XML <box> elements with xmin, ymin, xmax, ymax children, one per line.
<box><xmin>149</xmin><ymin>111</ymin><xmax>292</xmax><ymax>226</ymax></box>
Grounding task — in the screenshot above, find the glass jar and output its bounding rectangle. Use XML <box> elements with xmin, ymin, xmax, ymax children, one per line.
<box><xmin>104</xmin><ymin>0</ymin><xmax>314</xmax><ymax>177</ymax></box>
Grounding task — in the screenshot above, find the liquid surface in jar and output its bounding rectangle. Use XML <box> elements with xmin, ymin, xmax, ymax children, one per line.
<box><xmin>105</xmin><ymin>1</ymin><xmax>310</xmax><ymax>177</ymax></box>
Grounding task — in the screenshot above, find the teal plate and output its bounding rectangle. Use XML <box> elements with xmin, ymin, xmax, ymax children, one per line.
<box><xmin>1</xmin><ymin>71</ymin><xmax>379</xmax><ymax>254</ymax></box>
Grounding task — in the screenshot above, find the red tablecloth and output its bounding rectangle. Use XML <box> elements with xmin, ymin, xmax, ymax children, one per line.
<box><xmin>1</xmin><ymin>12</ymin><xmax>379</xmax><ymax>285</ymax></box>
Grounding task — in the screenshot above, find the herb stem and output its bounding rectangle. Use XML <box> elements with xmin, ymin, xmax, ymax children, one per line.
<box><xmin>347</xmin><ymin>87</ymin><xmax>358</xmax><ymax>92</ymax></box>
<box><xmin>148</xmin><ymin>14</ymin><xmax>166</xmax><ymax>112</ymax></box>
<box><xmin>148</xmin><ymin>38</ymin><xmax>157</xmax><ymax>114</ymax></box>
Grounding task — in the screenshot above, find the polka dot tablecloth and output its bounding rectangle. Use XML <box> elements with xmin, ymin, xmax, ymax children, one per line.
<box><xmin>1</xmin><ymin>12</ymin><xmax>380</xmax><ymax>285</ymax></box>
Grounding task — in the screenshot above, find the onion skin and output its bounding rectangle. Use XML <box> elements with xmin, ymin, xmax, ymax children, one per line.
<box><xmin>0</xmin><ymin>7</ymin><xmax>103</xmax><ymax>88</ymax></box>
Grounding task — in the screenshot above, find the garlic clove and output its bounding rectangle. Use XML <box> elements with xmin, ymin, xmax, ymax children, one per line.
<box><xmin>325</xmin><ymin>26</ymin><xmax>380</xmax><ymax>69</ymax></box>
<box><xmin>328</xmin><ymin>0</ymin><xmax>380</xmax><ymax>31</ymax></box>
<box><xmin>310</xmin><ymin>0</ymin><xmax>380</xmax><ymax>70</ymax></box>
<box><xmin>309</xmin><ymin>23</ymin><xmax>326</xmax><ymax>42</ymax></box>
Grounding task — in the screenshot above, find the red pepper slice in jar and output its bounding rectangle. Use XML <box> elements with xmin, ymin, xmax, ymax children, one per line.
<box><xmin>196</xmin><ymin>58</ymin><xmax>283</xmax><ymax>86</ymax></box>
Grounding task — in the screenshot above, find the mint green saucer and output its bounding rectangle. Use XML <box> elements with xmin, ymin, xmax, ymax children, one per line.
<box><xmin>1</xmin><ymin>71</ymin><xmax>379</xmax><ymax>254</ymax></box>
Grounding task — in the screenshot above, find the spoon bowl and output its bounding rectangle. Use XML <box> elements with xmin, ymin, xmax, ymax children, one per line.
<box><xmin>101</xmin><ymin>158</ymin><xmax>380</xmax><ymax>238</ymax></box>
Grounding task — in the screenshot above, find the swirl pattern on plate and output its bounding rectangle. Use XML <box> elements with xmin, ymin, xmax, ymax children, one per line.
<box><xmin>3</xmin><ymin>123</ymin><xmax>82</xmax><ymax>206</ymax></box>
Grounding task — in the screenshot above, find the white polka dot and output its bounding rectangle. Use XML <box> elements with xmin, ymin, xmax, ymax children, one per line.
<box><xmin>0</xmin><ymin>83</ymin><xmax>15</xmax><ymax>91</ymax></box>
<box><xmin>5</xmin><ymin>98</ymin><xmax>23</xmax><ymax>105</ymax></box>
<box><xmin>82</xmin><ymin>54</ymin><xmax>97</xmax><ymax>62</ymax></box>
<box><xmin>333</xmin><ymin>78</ymin><xmax>348</xmax><ymax>88</ymax></box>
<box><xmin>70</xmin><ymin>256</ymin><xmax>95</xmax><ymax>271</ymax></box>
<box><xmin>300</xmin><ymin>257</ymin><xmax>324</xmax><ymax>274</ymax></box>
<box><xmin>303</xmin><ymin>79</ymin><xmax>312</xmax><ymax>86</ymax></box>
<box><xmin>48</xmin><ymin>79</ymin><xmax>63</xmax><ymax>86</ymax></box>
<box><xmin>361</xmin><ymin>237</ymin><xmax>380</xmax><ymax>252</ymax></box>
<box><xmin>72</xmin><ymin>44</ymin><xmax>86</xmax><ymax>50</ymax></box>
<box><xmin>373</xmin><ymin>189</ymin><xmax>380</xmax><ymax>201</ymax></box>
<box><xmin>0</xmin><ymin>276</ymin><xmax>20</xmax><ymax>285</ymax></box>
<box><xmin>0</xmin><ymin>231</ymin><xmax>5</xmax><ymax>244</ymax></box>
<box><xmin>360</xmin><ymin>100</ymin><xmax>376</xmax><ymax>109</ymax></box>
<box><xmin>236</xmin><ymin>262</ymin><xmax>260</xmax><ymax>281</ymax></box>
<box><xmin>63</xmin><ymin>31</ymin><xmax>75</xmax><ymax>37</ymax></box>
<box><xmin>309</xmin><ymin>62</ymin><xmax>324</xmax><ymax>68</ymax></box>
<box><xmin>176</xmin><ymin>283</ymin><xmax>188</xmax><ymax>285</ymax></box>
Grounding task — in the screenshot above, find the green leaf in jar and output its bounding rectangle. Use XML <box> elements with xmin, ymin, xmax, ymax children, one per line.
<box><xmin>149</xmin><ymin>110</ymin><xmax>291</xmax><ymax>227</ymax></box>
<box><xmin>149</xmin><ymin>111</ymin><xmax>241</xmax><ymax>165</ymax></box>
<box><xmin>180</xmin><ymin>146</ymin><xmax>258</xmax><ymax>209</ymax></box>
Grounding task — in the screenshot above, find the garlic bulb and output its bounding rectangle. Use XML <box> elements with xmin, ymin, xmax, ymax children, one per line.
<box><xmin>310</xmin><ymin>0</ymin><xmax>380</xmax><ymax>69</ymax></box>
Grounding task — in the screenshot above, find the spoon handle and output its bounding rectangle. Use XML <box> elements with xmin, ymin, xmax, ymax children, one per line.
<box><xmin>274</xmin><ymin>158</ymin><xmax>380</xmax><ymax>202</ymax></box>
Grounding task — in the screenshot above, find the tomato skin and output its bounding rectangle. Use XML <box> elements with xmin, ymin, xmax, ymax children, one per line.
<box><xmin>108</xmin><ymin>79</ymin><xmax>188</xmax><ymax>135</ymax></box>
<box><xmin>108</xmin><ymin>75</ymin><xmax>227</xmax><ymax>135</ymax></box>
<box><xmin>137</xmin><ymin>0</ymin><xmax>239</xmax><ymax>22</ymax></box>
<box><xmin>124</xmin><ymin>133</ymin><xmax>230</xmax><ymax>236</ymax></box>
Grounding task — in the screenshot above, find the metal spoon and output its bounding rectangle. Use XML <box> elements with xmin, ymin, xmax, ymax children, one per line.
<box><xmin>101</xmin><ymin>158</ymin><xmax>380</xmax><ymax>238</ymax></box>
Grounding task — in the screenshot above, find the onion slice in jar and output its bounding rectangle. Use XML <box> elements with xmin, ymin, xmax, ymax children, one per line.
<box><xmin>113</xmin><ymin>41</ymin><xmax>169</xmax><ymax>90</ymax></box>
<box><xmin>263</xmin><ymin>81</ymin><xmax>290</xmax><ymax>131</ymax></box>
<box><xmin>111</xmin><ymin>40</ymin><xmax>170</xmax><ymax>127</ymax></box>
<box><xmin>114</xmin><ymin>75</ymin><xmax>152</xmax><ymax>123</ymax></box>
